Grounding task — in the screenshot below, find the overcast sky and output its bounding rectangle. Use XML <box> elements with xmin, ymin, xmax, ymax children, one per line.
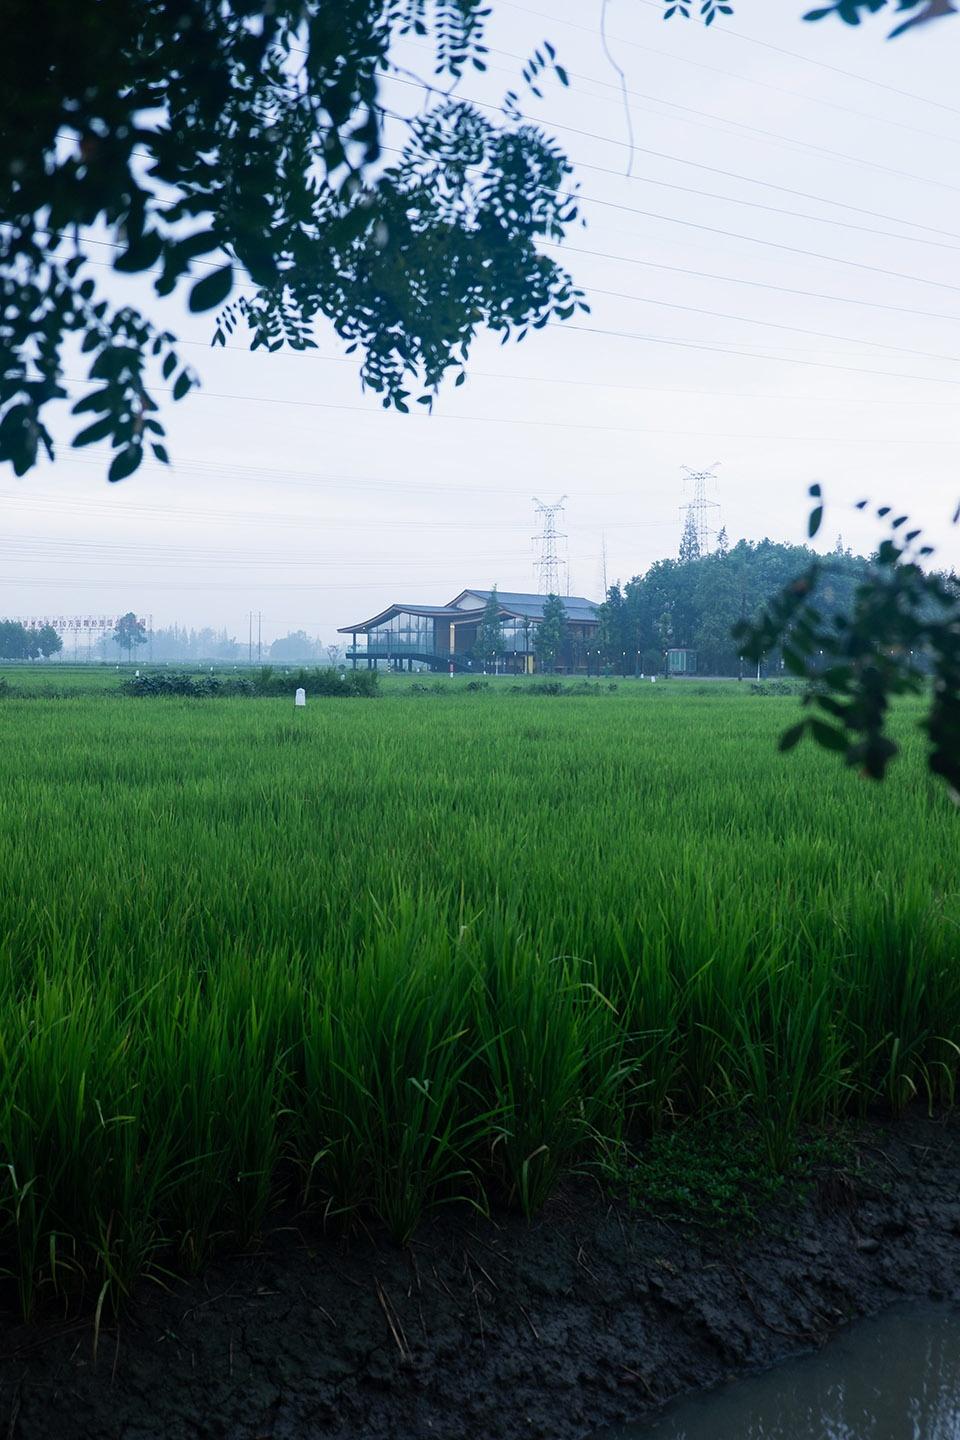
<box><xmin>6</xmin><ymin>0</ymin><xmax>960</xmax><ymax>644</ymax></box>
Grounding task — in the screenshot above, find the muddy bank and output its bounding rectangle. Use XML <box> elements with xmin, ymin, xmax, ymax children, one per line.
<box><xmin>3</xmin><ymin>1114</ymin><xmax>960</xmax><ymax>1440</ymax></box>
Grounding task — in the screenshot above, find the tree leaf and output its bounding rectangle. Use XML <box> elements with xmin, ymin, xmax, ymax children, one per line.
<box><xmin>778</xmin><ymin>722</ymin><xmax>806</xmax><ymax>752</ymax></box>
<box><xmin>114</xmin><ymin>229</ymin><xmax>163</xmax><ymax>273</ymax></box>
<box><xmin>810</xmin><ymin>718</ymin><xmax>848</xmax><ymax>753</ymax></box>
<box><xmin>72</xmin><ymin>390</ymin><xmax>112</xmax><ymax>416</ymax></box>
<box><xmin>108</xmin><ymin>445</ymin><xmax>144</xmax><ymax>482</ymax></box>
<box><xmin>188</xmin><ymin>263</ymin><xmax>234</xmax><ymax>313</ymax></box>
<box><xmin>73</xmin><ymin>415</ymin><xmax>115</xmax><ymax>447</ymax></box>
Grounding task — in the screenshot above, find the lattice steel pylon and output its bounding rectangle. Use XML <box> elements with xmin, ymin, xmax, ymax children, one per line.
<box><xmin>532</xmin><ymin>496</ymin><xmax>568</xmax><ymax>596</ymax></box>
<box><xmin>680</xmin><ymin>462</ymin><xmax>722</xmax><ymax>554</ymax></box>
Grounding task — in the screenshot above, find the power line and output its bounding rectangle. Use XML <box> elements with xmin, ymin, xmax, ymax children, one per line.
<box><xmin>498</xmin><ymin>0</ymin><xmax>960</xmax><ymax>121</ymax></box>
<box><xmin>47</xmin><ymin>197</ymin><xmax>960</xmax><ymax>348</ymax></box>
<box><xmin>169</xmin><ymin>290</ymin><xmax>960</xmax><ymax>371</ymax></box>
<box><xmin>65</xmin><ymin>221</ymin><xmax>960</xmax><ymax>348</ymax></box>
<box><xmin>383</xmin><ymin>52</ymin><xmax>960</xmax><ymax>199</ymax></box>
<box><xmin>567</xmin><ymin>138</ymin><xmax>960</xmax><ymax>246</ymax></box>
<box><xmin>169</xmin><ymin>330</ymin><xmax>960</xmax><ymax>401</ymax></box>
<box><xmin>578</xmin><ymin>284</ymin><xmax>960</xmax><ymax>366</ymax></box>
<box><xmin>563</xmin><ymin>190</ymin><xmax>960</xmax><ymax>297</ymax></box>
<box><xmin>58</xmin><ymin>69</ymin><xmax>960</xmax><ymax>249</ymax></box>
<box><xmin>538</xmin><ymin>240</ymin><xmax>960</xmax><ymax>325</ymax></box>
<box><xmin>554</xmin><ymin>320</ymin><xmax>960</xmax><ymax>391</ymax></box>
<box><xmin>62</xmin><ymin>368</ymin><xmax>960</xmax><ymax>432</ymax></box>
<box><xmin>476</xmin><ymin>35</ymin><xmax>960</xmax><ymax>152</ymax></box>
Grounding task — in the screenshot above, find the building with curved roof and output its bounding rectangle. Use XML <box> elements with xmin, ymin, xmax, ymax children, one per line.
<box><xmin>338</xmin><ymin>588</ymin><xmax>601</xmax><ymax>673</ymax></box>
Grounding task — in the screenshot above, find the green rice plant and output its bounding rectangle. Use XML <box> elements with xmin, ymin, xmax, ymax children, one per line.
<box><xmin>718</xmin><ymin>959</ymin><xmax>847</xmax><ymax>1172</ymax></box>
<box><xmin>471</xmin><ymin>921</ymin><xmax>631</xmax><ymax>1216</ymax></box>
<box><xmin>297</xmin><ymin>899</ymin><xmax>490</xmax><ymax>1241</ymax></box>
<box><xmin>0</xmin><ymin>965</ymin><xmax>173</xmax><ymax>1316</ymax></box>
<box><xmin>593</xmin><ymin>923</ymin><xmax>682</xmax><ymax>1135</ymax></box>
<box><xmin>0</xmin><ymin>681</ymin><xmax>956</xmax><ymax>1312</ymax></box>
<box><xmin>835</xmin><ymin>886</ymin><xmax>960</xmax><ymax>1115</ymax></box>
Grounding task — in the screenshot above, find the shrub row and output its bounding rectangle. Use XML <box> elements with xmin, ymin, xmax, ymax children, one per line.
<box><xmin>122</xmin><ymin>667</ymin><xmax>379</xmax><ymax>698</ymax></box>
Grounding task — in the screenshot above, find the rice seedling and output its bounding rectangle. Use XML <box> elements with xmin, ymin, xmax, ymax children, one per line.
<box><xmin>0</xmin><ymin>677</ymin><xmax>957</xmax><ymax>1314</ymax></box>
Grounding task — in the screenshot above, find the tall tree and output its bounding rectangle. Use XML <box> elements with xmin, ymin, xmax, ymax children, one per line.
<box><xmin>473</xmin><ymin>587</ymin><xmax>504</xmax><ymax>672</ymax></box>
<box><xmin>655</xmin><ymin>610</ymin><xmax>674</xmax><ymax>652</ymax></box>
<box><xmin>114</xmin><ymin>612</ymin><xmax>147</xmax><ymax>661</ymax></box>
<box><xmin>35</xmin><ymin>624</ymin><xmax>63</xmax><ymax>659</ymax></box>
<box><xmin>0</xmin><ymin>621</ymin><xmax>32</xmax><ymax>660</ymax></box>
<box><xmin>679</xmin><ymin>511</ymin><xmax>701</xmax><ymax>564</ymax></box>
<box><xmin>534</xmin><ymin>593</ymin><xmax>567</xmax><ymax>672</ymax></box>
<box><xmin>0</xmin><ymin>1</ymin><xmax>584</xmax><ymax>480</ymax></box>
<box><xmin>596</xmin><ymin>582</ymin><xmax>626</xmax><ymax>672</ymax></box>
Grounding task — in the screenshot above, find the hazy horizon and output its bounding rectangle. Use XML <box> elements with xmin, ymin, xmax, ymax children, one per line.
<box><xmin>6</xmin><ymin>0</ymin><xmax>959</xmax><ymax>646</ymax></box>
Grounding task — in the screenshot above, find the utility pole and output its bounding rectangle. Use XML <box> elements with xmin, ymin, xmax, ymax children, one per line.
<box><xmin>248</xmin><ymin>611</ymin><xmax>253</xmax><ymax>665</ymax></box>
<box><xmin>679</xmin><ymin>462</ymin><xmax>722</xmax><ymax>554</ymax></box>
<box><xmin>257</xmin><ymin>611</ymin><xmax>262</xmax><ymax>664</ymax></box>
<box><xmin>532</xmin><ymin>496</ymin><xmax>567</xmax><ymax>596</ymax></box>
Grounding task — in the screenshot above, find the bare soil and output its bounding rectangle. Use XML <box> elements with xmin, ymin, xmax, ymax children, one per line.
<box><xmin>3</xmin><ymin>1114</ymin><xmax>960</xmax><ymax>1440</ymax></box>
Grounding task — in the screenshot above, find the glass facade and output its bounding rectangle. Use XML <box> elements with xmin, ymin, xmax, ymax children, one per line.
<box><xmin>500</xmin><ymin>618</ymin><xmax>535</xmax><ymax>654</ymax></box>
<box><xmin>366</xmin><ymin>611</ymin><xmax>436</xmax><ymax>655</ymax></box>
<box><xmin>344</xmin><ymin>600</ymin><xmax>600</xmax><ymax>672</ymax></box>
<box><xmin>363</xmin><ymin>613</ymin><xmax>541</xmax><ymax>657</ymax></box>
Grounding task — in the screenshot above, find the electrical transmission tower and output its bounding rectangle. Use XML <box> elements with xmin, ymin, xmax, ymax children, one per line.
<box><xmin>680</xmin><ymin>462</ymin><xmax>722</xmax><ymax>554</ymax></box>
<box><xmin>532</xmin><ymin>496</ymin><xmax>568</xmax><ymax>596</ymax></box>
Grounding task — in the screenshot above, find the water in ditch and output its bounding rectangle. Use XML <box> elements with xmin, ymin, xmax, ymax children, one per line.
<box><xmin>600</xmin><ymin>1302</ymin><xmax>960</xmax><ymax>1439</ymax></box>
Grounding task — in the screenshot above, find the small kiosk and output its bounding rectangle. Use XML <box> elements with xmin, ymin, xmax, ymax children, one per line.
<box><xmin>666</xmin><ymin>647</ymin><xmax>697</xmax><ymax>676</ymax></box>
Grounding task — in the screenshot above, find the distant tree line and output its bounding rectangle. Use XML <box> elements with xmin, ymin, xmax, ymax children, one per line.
<box><xmin>594</xmin><ymin>534</ymin><xmax>931</xmax><ymax>677</ymax></box>
<box><xmin>0</xmin><ymin>620</ymin><xmax>63</xmax><ymax>660</ymax></box>
<box><xmin>79</xmin><ymin>623</ymin><xmax>340</xmax><ymax>664</ymax></box>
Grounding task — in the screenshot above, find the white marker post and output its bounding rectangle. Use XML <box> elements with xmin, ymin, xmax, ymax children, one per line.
<box><xmin>295</xmin><ymin>687</ymin><xmax>306</xmax><ymax>708</ymax></box>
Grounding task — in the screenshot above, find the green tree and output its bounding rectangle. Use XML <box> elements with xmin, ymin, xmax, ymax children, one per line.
<box><xmin>473</xmin><ymin>587</ymin><xmax>504</xmax><ymax>672</ymax></box>
<box><xmin>270</xmin><ymin>631</ymin><xmax>320</xmax><ymax>662</ymax></box>
<box><xmin>736</xmin><ymin>486</ymin><xmax>960</xmax><ymax>795</ymax></box>
<box><xmin>534</xmin><ymin>593</ymin><xmax>567</xmax><ymax>673</ymax></box>
<box><xmin>691</xmin><ymin>552</ymin><xmax>742</xmax><ymax>673</ymax></box>
<box><xmin>114</xmin><ymin>612</ymin><xmax>147</xmax><ymax>662</ymax></box>
<box><xmin>0</xmin><ymin>621</ymin><xmax>31</xmax><ymax>659</ymax></box>
<box><xmin>679</xmin><ymin>511</ymin><xmax>701</xmax><ymax>564</ymax></box>
<box><xmin>655</xmin><ymin>609</ymin><xmax>673</xmax><ymax>654</ymax></box>
<box><xmin>1</xmin><ymin>1</ymin><xmax>583</xmax><ymax>480</ymax></box>
<box><xmin>596</xmin><ymin>582</ymin><xmax>627</xmax><ymax>673</ymax></box>
<box><xmin>36</xmin><ymin>624</ymin><xmax>63</xmax><ymax>659</ymax></box>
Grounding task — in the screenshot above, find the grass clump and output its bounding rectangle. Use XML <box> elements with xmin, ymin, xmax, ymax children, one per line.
<box><xmin>609</xmin><ymin>1123</ymin><xmax>851</xmax><ymax>1230</ymax></box>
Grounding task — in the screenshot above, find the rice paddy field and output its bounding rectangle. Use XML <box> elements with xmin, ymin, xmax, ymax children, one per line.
<box><xmin>1</xmin><ymin>673</ymin><xmax>958</xmax><ymax>1318</ymax></box>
